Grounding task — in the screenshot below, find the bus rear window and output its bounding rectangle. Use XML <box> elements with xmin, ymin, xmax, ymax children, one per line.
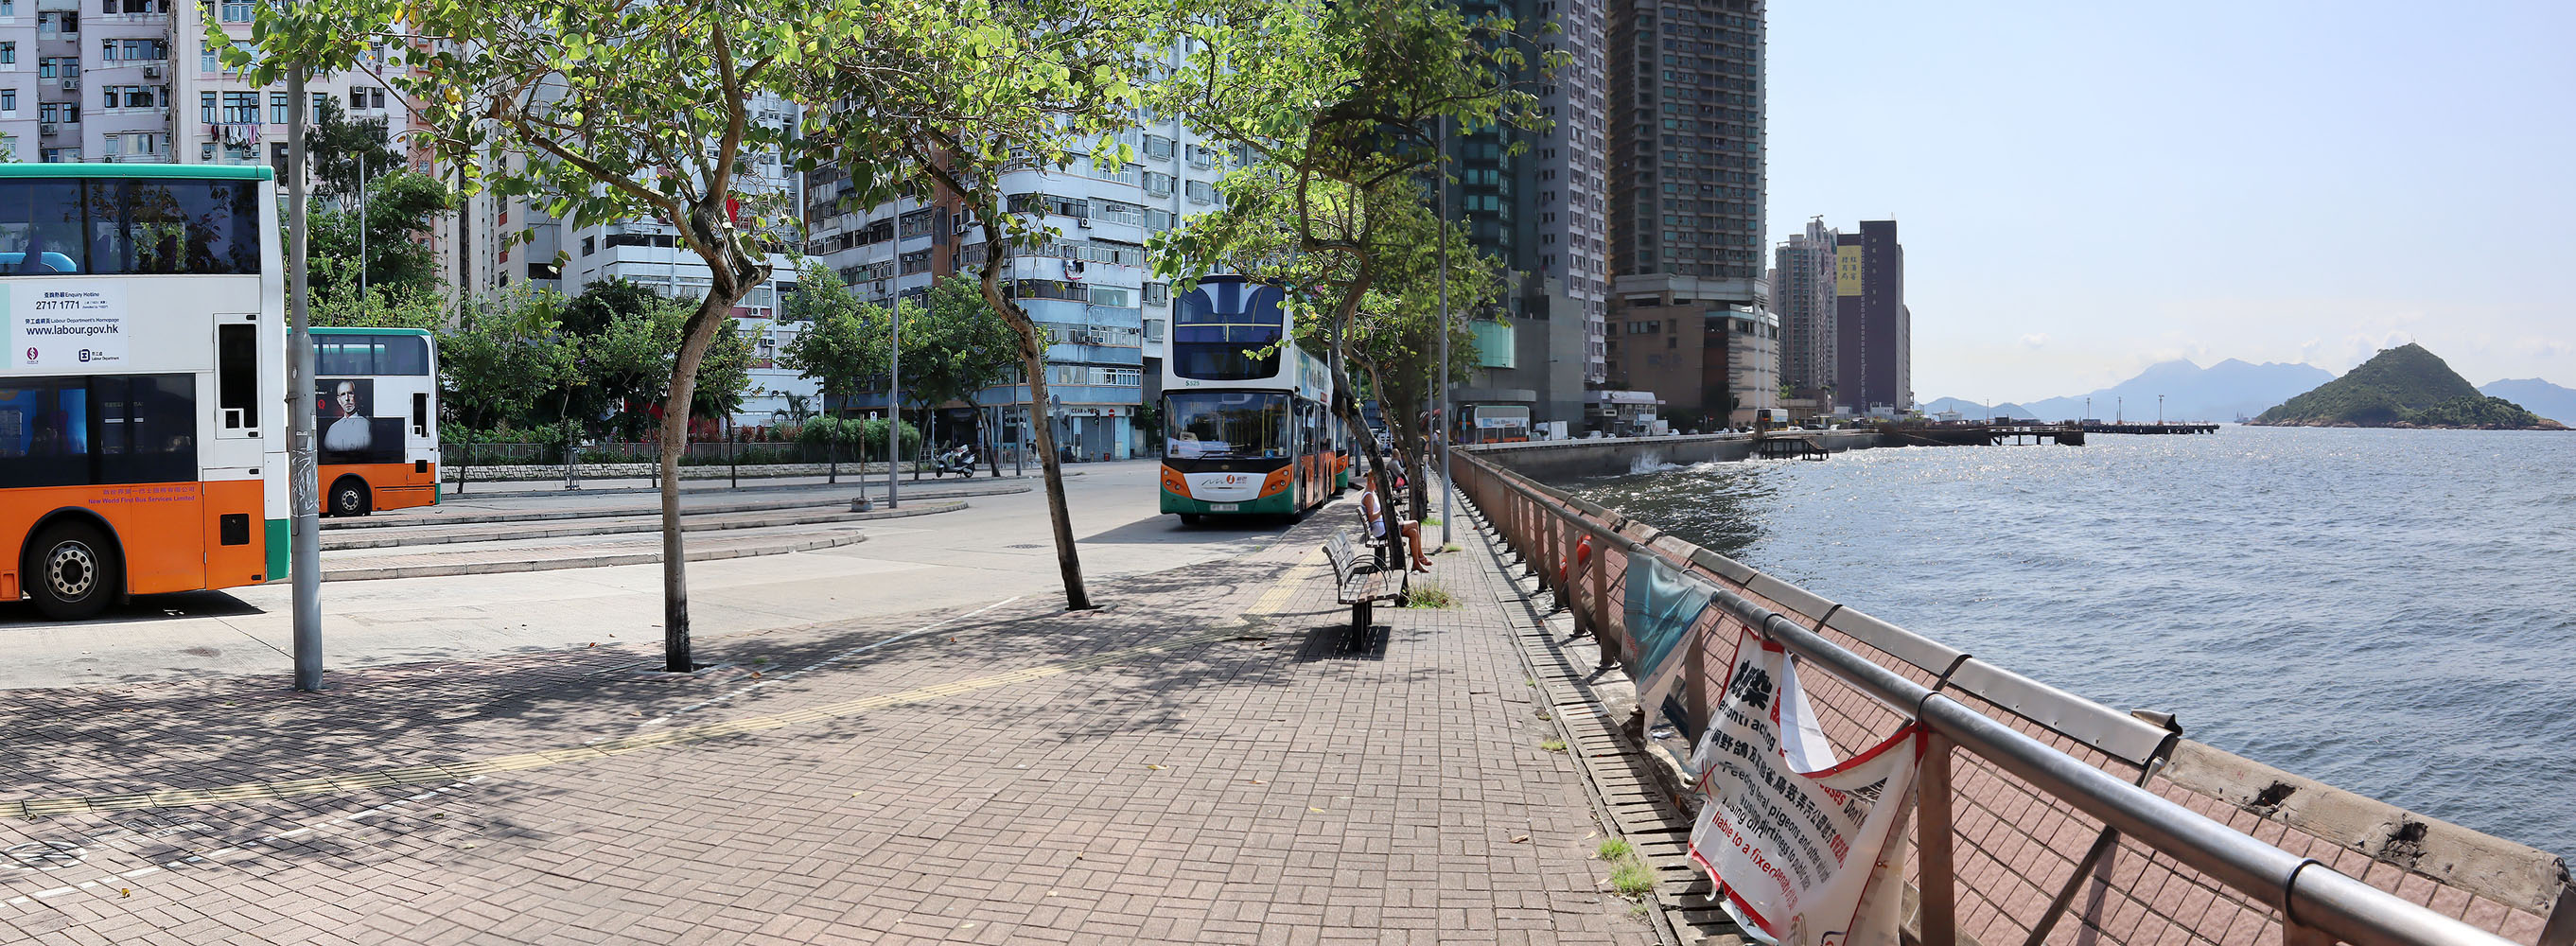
<box><xmin>0</xmin><ymin>177</ymin><xmax>261</xmax><ymax>276</ymax></box>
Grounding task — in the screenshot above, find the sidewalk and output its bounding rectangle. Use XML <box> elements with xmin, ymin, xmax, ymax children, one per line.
<box><xmin>0</xmin><ymin>497</ymin><xmax>1656</xmax><ymax>945</ymax></box>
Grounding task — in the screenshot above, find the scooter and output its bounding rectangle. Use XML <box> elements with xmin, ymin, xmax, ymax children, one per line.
<box><xmin>934</xmin><ymin>447</ymin><xmax>980</xmax><ymax>478</ymax></box>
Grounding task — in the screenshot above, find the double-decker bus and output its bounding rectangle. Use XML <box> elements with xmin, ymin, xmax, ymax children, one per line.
<box><xmin>0</xmin><ymin>166</ymin><xmax>287</xmax><ymax>619</ymax></box>
<box><xmin>1159</xmin><ymin>275</ymin><xmax>1349</xmax><ymax>523</ymax></box>
<box><xmin>311</xmin><ymin>326</ymin><xmax>438</xmax><ymax>516</ymax></box>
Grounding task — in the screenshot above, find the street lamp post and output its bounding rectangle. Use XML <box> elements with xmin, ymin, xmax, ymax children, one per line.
<box><xmin>886</xmin><ymin>305</ymin><xmax>901</xmax><ymax>509</ymax></box>
<box><xmin>2159</xmin><ymin>394</ymin><xmax>2165</xmax><ymax>425</ymax></box>
<box><xmin>287</xmin><ymin>65</ymin><xmax>323</xmax><ymax>692</ymax></box>
<box><xmin>1435</xmin><ymin>114</ymin><xmax>1452</xmax><ymax>548</ymax></box>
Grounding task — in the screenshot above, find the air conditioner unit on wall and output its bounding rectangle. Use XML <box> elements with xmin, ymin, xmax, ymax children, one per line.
<box><xmin>1077</xmin><ymin>219</ymin><xmax>1093</xmax><ymax>229</ymax></box>
<box><xmin>140</xmin><ymin>65</ymin><xmax>160</xmax><ymax>79</ymax></box>
<box><xmin>61</xmin><ymin>78</ymin><xmax>79</xmax><ymax>91</ymax></box>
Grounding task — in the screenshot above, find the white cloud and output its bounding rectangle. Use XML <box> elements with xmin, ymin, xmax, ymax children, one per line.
<box><xmin>2018</xmin><ymin>333</ymin><xmax>2048</xmax><ymax>348</ymax></box>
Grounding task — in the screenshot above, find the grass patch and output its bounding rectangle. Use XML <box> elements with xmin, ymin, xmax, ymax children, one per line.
<box><xmin>1540</xmin><ymin>739</ymin><xmax>1568</xmax><ymax>753</ymax></box>
<box><xmin>1610</xmin><ymin>862</ymin><xmax>1656</xmax><ymax>897</ymax></box>
<box><xmin>1401</xmin><ymin>578</ymin><xmax>1457</xmax><ymax>608</ymax></box>
<box><xmin>1596</xmin><ymin>839</ymin><xmax>1635</xmax><ymax>861</ymax></box>
<box><xmin>1439</xmin><ymin>542</ymin><xmax>1461</xmax><ymax>552</ymax></box>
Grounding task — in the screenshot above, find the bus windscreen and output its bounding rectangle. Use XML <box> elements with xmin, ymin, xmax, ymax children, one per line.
<box><xmin>1165</xmin><ymin>391</ymin><xmax>1289</xmax><ymax>460</ymax></box>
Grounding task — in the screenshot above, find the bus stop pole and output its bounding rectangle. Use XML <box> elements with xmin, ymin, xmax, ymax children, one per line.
<box><xmin>287</xmin><ymin>67</ymin><xmax>323</xmax><ymax>692</ymax></box>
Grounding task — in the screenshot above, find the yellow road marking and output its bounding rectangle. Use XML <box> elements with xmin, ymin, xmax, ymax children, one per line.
<box><xmin>1250</xmin><ymin>549</ymin><xmax>1328</xmax><ymax>616</ymax></box>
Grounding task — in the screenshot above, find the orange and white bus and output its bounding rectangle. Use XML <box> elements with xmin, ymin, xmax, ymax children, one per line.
<box><xmin>0</xmin><ymin>165</ymin><xmax>289</xmax><ymax>619</ymax></box>
<box><xmin>311</xmin><ymin>327</ymin><xmax>438</xmax><ymax>516</ymax></box>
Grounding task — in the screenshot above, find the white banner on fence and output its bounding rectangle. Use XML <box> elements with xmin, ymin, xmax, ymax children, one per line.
<box><xmin>1688</xmin><ymin>628</ymin><xmax>1921</xmax><ymax>946</ymax></box>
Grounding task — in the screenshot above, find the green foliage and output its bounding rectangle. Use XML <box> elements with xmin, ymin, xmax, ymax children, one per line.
<box><xmin>312</xmin><ymin>284</ymin><xmax>448</xmax><ymax>330</ymax></box>
<box><xmin>2402</xmin><ymin>395</ymin><xmax>2548</xmax><ymax>429</ymax></box>
<box><xmin>1608</xmin><ymin>861</ymin><xmax>1655</xmax><ymax>898</ymax></box>
<box><xmin>309</xmin><ymin>97</ymin><xmax>402</xmax><ymax>199</ymax></box>
<box><xmin>440</xmin><ymin>307</ymin><xmax>579</xmax><ymax>432</ymax></box>
<box><xmin>305</xmin><ymin>168</ymin><xmax>454</xmax><ymax>309</ymax></box>
<box><xmin>1401</xmin><ymin>578</ymin><xmax>1457</xmax><ymax>608</ymax></box>
<box><xmin>1596</xmin><ymin>839</ymin><xmax>1635</xmax><ymax>861</ymax></box>
<box><xmin>2255</xmin><ymin>343</ymin><xmax>2547</xmax><ymax>428</ymax></box>
<box><xmin>778</xmin><ymin>263</ymin><xmax>894</xmax><ymax>412</ymax></box>
<box><xmin>795</xmin><ymin>416</ymin><xmax>920</xmax><ymax>462</ymax></box>
<box><xmin>903</xmin><ymin>275</ymin><xmax>1025</xmax><ymax>411</ymax></box>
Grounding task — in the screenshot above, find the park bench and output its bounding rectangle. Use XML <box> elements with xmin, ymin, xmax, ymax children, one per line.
<box><xmin>1323</xmin><ymin>525</ymin><xmax>1408</xmax><ymax>651</ymax></box>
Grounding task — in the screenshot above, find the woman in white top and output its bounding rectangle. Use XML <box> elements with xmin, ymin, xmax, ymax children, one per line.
<box><xmin>1360</xmin><ymin>466</ymin><xmax>1434</xmax><ymax>572</ymax></box>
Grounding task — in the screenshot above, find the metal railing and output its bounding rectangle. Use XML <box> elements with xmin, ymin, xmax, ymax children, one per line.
<box><xmin>1449</xmin><ymin>447</ymin><xmax>2544</xmax><ymax>946</ymax></box>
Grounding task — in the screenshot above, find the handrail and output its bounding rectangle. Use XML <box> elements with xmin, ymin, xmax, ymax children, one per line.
<box><xmin>1448</xmin><ymin>449</ymin><xmax>2523</xmax><ymax>946</ymax></box>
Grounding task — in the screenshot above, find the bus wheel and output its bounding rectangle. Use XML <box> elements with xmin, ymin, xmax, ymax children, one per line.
<box><xmin>1179</xmin><ymin>514</ymin><xmax>1200</xmax><ymax>525</ymax></box>
<box><xmin>330</xmin><ymin>477</ymin><xmax>372</xmax><ymax>517</ymax></box>
<box><xmin>26</xmin><ymin>521</ymin><xmax>118</xmax><ymax>621</ymax></box>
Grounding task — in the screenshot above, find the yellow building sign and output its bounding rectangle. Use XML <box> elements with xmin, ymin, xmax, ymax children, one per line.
<box><xmin>1835</xmin><ymin>245</ymin><xmax>1864</xmax><ymax>297</ymax></box>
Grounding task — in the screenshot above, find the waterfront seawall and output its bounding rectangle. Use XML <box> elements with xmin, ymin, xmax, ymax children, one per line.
<box><xmin>1453</xmin><ymin>441</ymin><xmax>2573</xmax><ymax>946</ymax></box>
<box><xmin>1464</xmin><ymin>429</ymin><xmax>1881</xmax><ymax>481</ymax></box>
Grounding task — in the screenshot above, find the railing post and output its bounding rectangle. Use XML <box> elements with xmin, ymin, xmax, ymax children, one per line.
<box><xmin>1589</xmin><ymin>530</ymin><xmax>1612</xmax><ymax>654</ymax></box>
<box><xmin>1919</xmin><ymin>729</ymin><xmax>1958</xmax><ymax>946</ymax></box>
<box><xmin>1551</xmin><ymin>517</ymin><xmax>1573</xmax><ymax>613</ymax></box>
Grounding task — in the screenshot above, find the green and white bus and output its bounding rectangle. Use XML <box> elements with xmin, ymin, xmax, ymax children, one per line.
<box><xmin>1159</xmin><ymin>275</ymin><xmax>1349</xmax><ymax>522</ymax></box>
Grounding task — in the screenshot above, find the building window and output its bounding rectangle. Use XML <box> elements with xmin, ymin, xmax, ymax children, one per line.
<box><xmin>0</xmin><ymin>91</ymin><xmax>12</xmax><ymax>114</ymax></box>
<box><xmin>269</xmin><ymin>91</ymin><xmax>287</xmax><ymax>124</ymax></box>
<box><xmin>1184</xmin><ymin>180</ymin><xmax>1215</xmax><ymax>204</ymax></box>
<box><xmin>200</xmin><ymin>91</ymin><xmax>216</xmax><ymax>123</ymax></box>
<box><xmin>0</xmin><ymin>43</ymin><xmax>12</xmax><ymax>65</ymax></box>
<box><xmin>581</xmin><ymin>236</ymin><xmax>595</xmax><ymax>256</ymax></box>
<box><xmin>219</xmin><ymin>0</ymin><xmax>252</xmax><ymax>20</ymax></box>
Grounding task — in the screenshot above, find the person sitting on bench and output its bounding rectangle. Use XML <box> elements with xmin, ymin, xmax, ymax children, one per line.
<box><xmin>1360</xmin><ymin>466</ymin><xmax>1434</xmax><ymax>573</ymax></box>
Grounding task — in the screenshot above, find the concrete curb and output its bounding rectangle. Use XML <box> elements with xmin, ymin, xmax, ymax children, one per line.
<box><xmin>433</xmin><ymin>469</ymin><xmax>1086</xmax><ymax>500</ymax></box>
<box><xmin>321</xmin><ymin>500</ymin><xmax>967</xmax><ymax>551</ymax></box>
<box><xmin>324</xmin><ymin>484</ymin><xmax>1026</xmax><ymax>530</ymax></box>
<box><xmin>321</xmin><ymin>532</ymin><xmax>872</xmax><ymax>583</ymax></box>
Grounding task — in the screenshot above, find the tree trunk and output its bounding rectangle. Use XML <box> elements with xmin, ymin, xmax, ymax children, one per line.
<box><xmin>657</xmin><ymin>245</ymin><xmax>753</xmax><ymax>673</ymax></box>
<box><xmin>975</xmin><ymin>222</ymin><xmax>1089</xmax><ymax>609</ymax></box>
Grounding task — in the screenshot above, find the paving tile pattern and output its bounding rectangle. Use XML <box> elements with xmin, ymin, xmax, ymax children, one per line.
<box><xmin>2</xmin><ymin>504</ymin><xmax>1654</xmax><ymax>945</ymax></box>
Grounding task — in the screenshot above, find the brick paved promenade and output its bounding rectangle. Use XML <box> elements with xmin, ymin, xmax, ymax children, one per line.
<box><xmin>0</xmin><ymin>505</ymin><xmax>1656</xmax><ymax>945</ymax></box>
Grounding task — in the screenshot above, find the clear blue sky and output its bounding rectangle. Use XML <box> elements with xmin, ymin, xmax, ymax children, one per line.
<box><xmin>1766</xmin><ymin>1</ymin><xmax>2576</xmax><ymax>403</ymax></box>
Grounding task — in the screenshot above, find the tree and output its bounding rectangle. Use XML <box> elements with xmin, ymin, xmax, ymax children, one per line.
<box><xmin>904</xmin><ymin>274</ymin><xmax>1028</xmax><ymax>471</ymax></box>
<box><xmin>364</xmin><ymin>0</ymin><xmax>814</xmax><ymax>670</ymax></box>
<box><xmin>791</xmin><ymin>0</ymin><xmax>1186</xmax><ymax>609</ymax></box>
<box><xmin>778</xmin><ymin>263</ymin><xmax>893</xmax><ymax>418</ymax></box>
<box><xmin>441</xmin><ymin>298</ymin><xmax>579</xmax><ymax>432</ymax></box>
<box><xmin>1151</xmin><ymin>0</ymin><xmax>1552</xmax><ymax>529</ymax></box>
<box><xmin>309</xmin><ymin>97</ymin><xmax>402</xmax><ymax>199</ymax></box>
<box><xmin>306</xmin><ymin>168</ymin><xmax>455</xmax><ymax>310</ymax></box>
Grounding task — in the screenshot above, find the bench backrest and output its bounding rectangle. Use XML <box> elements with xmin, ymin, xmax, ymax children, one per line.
<box><xmin>1324</xmin><ymin>529</ymin><xmax>1356</xmax><ymax>577</ymax></box>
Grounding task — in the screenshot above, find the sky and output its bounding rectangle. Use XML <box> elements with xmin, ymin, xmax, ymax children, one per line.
<box><xmin>1764</xmin><ymin>1</ymin><xmax>2576</xmax><ymax>403</ymax></box>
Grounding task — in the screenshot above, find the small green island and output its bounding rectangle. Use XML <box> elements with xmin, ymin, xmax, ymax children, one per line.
<box><xmin>2250</xmin><ymin>343</ymin><xmax>2568</xmax><ymax>429</ymax></box>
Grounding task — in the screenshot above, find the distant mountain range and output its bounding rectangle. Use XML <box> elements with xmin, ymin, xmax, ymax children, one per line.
<box><xmin>1931</xmin><ymin>359</ymin><xmax>2335</xmax><ymax>423</ymax></box>
<box><xmin>2251</xmin><ymin>343</ymin><xmax>2562</xmax><ymax>429</ymax></box>
<box><xmin>2478</xmin><ymin>378</ymin><xmax>2576</xmax><ymax>426</ymax></box>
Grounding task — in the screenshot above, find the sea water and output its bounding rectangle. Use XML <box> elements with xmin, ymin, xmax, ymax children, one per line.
<box><xmin>1568</xmin><ymin>426</ymin><xmax>2576</xmax><ymax>862</ymax></box>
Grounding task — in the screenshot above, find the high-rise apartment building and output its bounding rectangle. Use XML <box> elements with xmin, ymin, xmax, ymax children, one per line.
<box><xmin>1603</xmin><ymin>0</ymin><xmax>1772</xmax><ymax>425</ymax></box>
<box><xmin>1833</xmin><ymin>219</ymin><xmax>1909</xmax><ymax>413</ymax></box>
<box><xmin>1446</xmin><ymin>0</ymin><xmax>1609</xmax><ymax>432</ymax></box>
<box><xmin>802</xmin><ymin>93</ymin><xmax>1235</xmax><ymax>460</ymax></box>
<box><xmin>0</xmin><ymin>0</ymin><xmax>414</xmax><ymax>167</ymax></box>
<box><xmin>1772</xmin><ymin>217</ymin><xmax>1836</xmax><ymax>401</ymax></box>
